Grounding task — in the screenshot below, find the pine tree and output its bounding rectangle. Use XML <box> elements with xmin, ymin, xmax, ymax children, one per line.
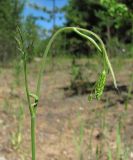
<box><xmin>64</xmin><ymin>0</ymin><xmax>103</xmax><ymax>56</ymax></box>
<box><xmin>0</xmin><ymin>0</ymin><xmax>24</xmax><ymax>62</ymax></box>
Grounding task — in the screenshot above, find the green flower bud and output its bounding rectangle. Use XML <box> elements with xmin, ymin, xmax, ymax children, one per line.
<box><xmin>95</xmin><ymin>70</ymin><xmax>107</xmax><ymax>100</ymax></box>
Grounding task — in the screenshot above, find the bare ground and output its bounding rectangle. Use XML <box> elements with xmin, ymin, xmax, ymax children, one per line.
<box><xmin>0</xmin><ymin>58</ymin><xmax>133</xmax><ymax>160</ymax></box>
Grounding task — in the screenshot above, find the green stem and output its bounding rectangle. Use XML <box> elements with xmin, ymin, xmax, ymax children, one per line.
<box><xmin>31</xmin><ymin>115</ymin><xmax>36</xmax><ymax>160</ymax></box>
<box><xmin>23</xmin><ymin>53</ymin><xmax>36</xmax><ymax>160</ymax></box>
<box><xmin>18</xmin><ymin>29</ymin><xmax>36</xmax><ymax>160</ymax></box>
<box><xmin>75</xmin><ymin>27</ymin><xmax>117</xmax><ymax>89</ymax></box>
<box><xmin>36</xmin><ymin>27</ymin><xmax>117</xmax><ymax>99</ymax></box>
<box><xmin>36</xmin><ymin>27</ymin><xmax>73</xmax><ymax>97</ymax></box>
<box><xmin>23</xmin><ymin>58</ymin><xmax>32</xmax><ymax>114</ymax></box>
<box><xmin>18</xmin><ymin>26</ymin><xmax>117</xmax><ymax>160</ymax></box>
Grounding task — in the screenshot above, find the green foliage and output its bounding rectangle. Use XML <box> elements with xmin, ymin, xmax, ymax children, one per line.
<box><xmin>64</xmin><ymin>0</ymin><xmax>102</xmax><ymax>56</ymax></box>
<box><xmin>96</xmin><ymin>0</ymin><xmax>128</xmax><ymax>54</ymax></box>
<box><xmin>0</xmin><ymin>0</ymin><xmax>24</xmax><ymax>62</ymax></box>
<box><xmin>99</xmin><ymin>0</ymin><xmax>128</xmax><ymax>29</ymax></box>
<box><xmin>21</xmin><ymin>15</ymin><xmax>45</xmax><ymax>61</ymax></box>
<box><xmin>63</xmin><ymin>0</ymin><xmax>132</xmax><ymax>56</ymax></box>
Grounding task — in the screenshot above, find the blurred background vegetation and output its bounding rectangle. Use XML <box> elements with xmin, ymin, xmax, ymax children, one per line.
<box><xmin>0</xmin><ymin>1</ymin><xmax>133</xmax><ymax>159</ymax></box>
<box><xmin>0</xmin><ymin>0</ymin><xmax>133</xmax><ymax>63</ymax></box>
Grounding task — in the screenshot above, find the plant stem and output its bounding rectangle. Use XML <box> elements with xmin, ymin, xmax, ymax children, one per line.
<box><xmin>36</xmin><ymin>27</ymin><xmax>73</xmax><ymax>97</ymax></box>
<box><xmin>18</xmin><ymin>29</ymin><xmax>36</xmax><ymax>160</ymax></box>
<box><xmin>36</xmin><ymin>27</ymin><xmax>117</xmax><ymax>99</ymax></box>
<box><xmin>31</xmin><ymin>115</ymin><xmax>36</xmax><ymax>160</ymax></box>
<box><xmin>18</xmin><ymin>26</ymin><xmax>117</xmax><ymax>160</ymax></box>
<box><xmin>76</xmin><ymin>27</ymin><xmax>117</xmax><ymax>89</ymax></box>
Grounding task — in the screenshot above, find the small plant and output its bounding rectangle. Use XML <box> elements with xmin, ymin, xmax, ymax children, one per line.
<box><xmin>16</xmin><ymin>27</ymin><xmax>117</xmax><ymax>160</ymax></box>
<box><xmin>73</xmin><ymin>114</ymin><xmax>84</xmax><ymax>160</ymax></box>
<box><xmin>124</xmin><ymin>74</ymin><xmax>133</xmax><ymax>110</ymax></box>
<box><xmin>11</xmin><ymin>105</ymin><xmax>24</xmax><ymax>150</ymax></box>
<box><xmin>71</xmin><ymin>57</ymin><xmax>82</xmax><ymax>83</ymax></box>
<box><xmin>13</xmin><ymin>60</ymin><xmax>22</xmax><ymax>86</ymax></box>
<box><xmin>70</xmin><ymin>57</ymin><xmax>84</xmax><ymax>94</ymax></box>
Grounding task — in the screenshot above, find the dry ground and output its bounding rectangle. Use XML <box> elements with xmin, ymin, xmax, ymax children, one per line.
<box><xmin>0</xmin><ymin>57</ymin><xmax>133</xmax><ymax>160</ymax></box>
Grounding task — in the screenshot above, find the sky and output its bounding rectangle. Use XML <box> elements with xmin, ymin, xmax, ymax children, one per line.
<box><xmin>23</xmin><ymin>0</ymin><xmax>68</xmax><ymax>29</ymax></box>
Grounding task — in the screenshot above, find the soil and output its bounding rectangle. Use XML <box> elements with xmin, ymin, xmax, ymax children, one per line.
<box><xmin>0</xmin><ymin>58</ymin><xmax>133</xmax><ymax>160</ymax></box>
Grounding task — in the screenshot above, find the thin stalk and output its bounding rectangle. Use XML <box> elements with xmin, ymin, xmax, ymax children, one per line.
<box><xmin>17</xmin><ymin>26</ymin><xmax>117</xmax><ymax>160</ymax></box>
<box><xmin>17</xmin><ymin>27</ymin><xmax>32</xmax><ymax>115</ymax></box>
<box><xmin>31</xmin><ymin>116</ymin><xmax>36</xmax><ymax>160</ymax></box>
<box><xmin>36</xmin><ymin>27</ymin><xmax>117</xmax><ymax>98</ymax></box>
<box><xmin>73</xmin><ymin>27</ymin><xmax>102</xmax><ymax>52</ymax></box>
<box><xmin>17</xmin><ymin>28</ymin><xmax>36</xmax><ymax>160</ymax></box>
<box><xmin>23</xmin><ymin>51</ymin><xmax>36</xmax><ymax>160</ymax></box>
<box><xmin>36</xmin><ymin>27</ymin><xmax>73</xmax><ymax>97</ymax></box>
<box><xmin>23</xmin><ymin>57</ymin><xmax>32</xmax><ymax>114</ymax></box>
<box><xmin>75</xmin><ymin>27</ymin><xmax>117</xmax><ymax>89</ymax></box>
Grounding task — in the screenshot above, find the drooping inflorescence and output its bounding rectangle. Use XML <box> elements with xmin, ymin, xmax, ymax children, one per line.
<box><xmin>88</xmin><ymin>70</ymin><xmax>107</xmax><ymax>101</ymax></box>
<box><xmin>95</xmin><ymin>69</ymin><xmax>107</xmax><ymax>100</ymax></box>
